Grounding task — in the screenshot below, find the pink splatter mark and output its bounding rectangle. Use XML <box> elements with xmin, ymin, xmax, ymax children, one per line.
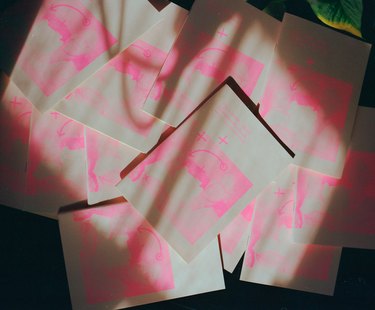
<box><xmin>72</xmin><ymin>203</ymin><xmax>174</xmax><ymax>303</ymax></box>
<box><xmin>260</xmin><ymin>64</ymin><xmax>353</xmax><ymax>162</ymax></box>
<box><xmin>128</xmin><ymin>133</ymin><xmax>252</xmax><ymax>244</ymax></box>
<box><xmin>19</xmin><ymin>0</ymin><xmax>117</xmax><ymax>96</ymax></box>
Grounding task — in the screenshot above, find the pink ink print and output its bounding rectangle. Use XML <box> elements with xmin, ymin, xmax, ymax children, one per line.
<box><xmin>64</xmin><ymin>39</ymin><xmax>168</xmax><ymax>138</ymax></box>
<box><xmin>295</xmin><ymin>150</ymin><xmax>375</xmax><ymax>236</ymax></box>
<box><xmin>72</xmin><ymin>203</ymin><xmax>174</xmax><ymax>303</ymax></box>
<box><xmin>218</xmin><ymin>136</ymin><xmax>228</xmax><ymax>145</ymax></box>
<box><xmin>197</xmin><ymin>131</ymin><xmax>209</xmax><ymax>142</ymax></box>
<box><xmin>217</xmin><ymin>28</ymin><xmax>228</xmax><ymax>38</ymax></box>
<box><xmin>19</xmin><ymin>0</ymin><xmax>117</xmax><ymax>96</ymax></box>
<box><xmin>260</xmin><ymin>64</ymin><xmax>353</xmax><ymax>162</ymax></box>
<box><xmin>128</xmin><ymin>132</ymin><xmax>252</xmax><ymax>244</ymax></box>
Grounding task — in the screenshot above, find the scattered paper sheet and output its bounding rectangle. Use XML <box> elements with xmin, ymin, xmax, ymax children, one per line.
<box><xmin>59</xmin><ymin>200</ymin><xmax>225</xmax><ymax>310</ymax></box>
<box><xmin>240</xmin><ymin>166</ymin><xmax>342</xmax><ymax>295</ymax></box>
<box><xmin>259</xmin><ymin>13</ymin><xmax>371</xmax><ymax>178</ymax></box>
<box><xmin>24</xmin><ymin>110</ymin><xmax>87</xmax><ymax>218</ymax></box>
<box><xmin>85</xmin><ymin>128</ymin><xmax>139</xmax><ymax>205</ymax></box>
<box><xmin>117</xmin><ymin>83</ymin><xmax>293</xmax><ymax>262</ymax></box>
<box><xmin>55</xmin><ymin>4</ymin><xmax>187</xmax><ymax>152</ymax></box>
<box><xmin>11</xmin><ymin>0</ymin><xmax>177</xmax><ymax>112</ymax></box>
<box><xmin>220</xmin><ymin>200</ymin><xmax>255</xmax><ymax>273</ymax></box>
<box><xmin>293</xmin><ymin>106</ymin><xmax>375</xmax><ymax>249</ymax></box>
<box><xmin>0</xmin><ymin>75</ymin><xmax>33</xmax><ymax>209</ymax></box>
<box><xmin>142</xmin><ymin>0</ymin><xmax>281</xmax><ymax>127</ymax></box>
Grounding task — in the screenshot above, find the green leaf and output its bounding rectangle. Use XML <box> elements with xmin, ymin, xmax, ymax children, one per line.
<box><xmin>263</xmin><ymin>0</ymin><xmax>287</xmax><ymax>21</ymax></box>
<box><xmin>307</xmin><ymin>0</ymin><xmax>363</xmax><ymax>37</ymax></box>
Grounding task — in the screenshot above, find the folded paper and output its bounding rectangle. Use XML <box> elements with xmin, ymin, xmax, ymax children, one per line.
<box><xmin>59</xmin><ymin>201</ymin><xmax>225</xmax><ymax>310</ymax></box>
<box><xmin>11</xmin><ymin>0</ymin><xmax>178</xmax><ymax>112</ymax></box>
<box><xmin>240</xmin><ymin>166</ymin><xmax>342</xmax><ymax>295</ymax></box>
<box><xmin>117</xmin><ymin>83</ymin><xmax>293</xmax><ymax>262</ymax></box>
<box><xmin>55</xmin><ymin>3</ymin><xmax>187</xmax><ymax>152</ymax></box>
<box><xmin>143</xmin><ymin>0</ymin><xmax>281</xmax><ymax>127</ymax></box>
<box><xmin>259</xmin><ymin>13</ymin><xmax>371</xmax><ymax>177</ymax></box>
<box><xmin>293</xmin><ymin>106</ymin><xmax>375</xmax><ymax>249</ymax></box>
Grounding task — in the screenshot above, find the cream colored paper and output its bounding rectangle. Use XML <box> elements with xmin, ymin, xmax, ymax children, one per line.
<box><xmin>55</xmin><ymin>4</ymin><xmax>187</xmax><ymax>152</ymax></box>
<box><xmin>142</xmin><ymin>0</ymin><xmax>281</xmax><ymax>127</ymax></box>
<box><xmin>59</xmin><ymin>200</ymin><xmax>225</xmax><ymax>310</ymax></box>
<box><xmin>293</xmin><ymin>106</ymin><xmax>375</xmax><ymax>249</ymax></box>
<box><xmin>24</xmin><ymin>110</ymin><xmax>87</xmax><ymax>218</ymax></box>
<box><xmin>85</xmin><ymin>128</ymin><xmax>139</xmax><ymax>205</ymax></box>
<box><xmin>259</xmin><ymin>14</ymin><xmax>371</xmax><ymax>178</ymax></box>
<box><xmin>240</xmin><ymin>166</ymin><xmax>342</xmax><ymax>295</ymax></box>
<box><xmin>0</xmin><ymin>76</ymin><xmax>33</xmax><ymax>209</ymax></box>
<box><xmin>220</xmin><ymin>200</ymin><xmax>255</xmax><ymax>273</ymax></box>
<box><xmin>117</xmin><ymin>84</ymin><xmax>293</xmax><ymax>262</ymax></box>
<box><xmin>11</xmin><ymin>0</ymin><xmax>177</xmax><ymax>112</ymax></box>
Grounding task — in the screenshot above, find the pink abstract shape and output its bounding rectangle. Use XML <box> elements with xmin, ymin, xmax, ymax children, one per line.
<box><xmin>72</xmin><ymin>204</ymin><xmax>174</xmax><ymax>303</ymax></box>
<box><xmin>20</xmin><ymin>0</ymin><xmax>117</xmax><ymax>96</ymax></box>
<box><xmin>260</xmin><ymin>64</ymin><xmax>353</xmax><ymax>162</ymax></box>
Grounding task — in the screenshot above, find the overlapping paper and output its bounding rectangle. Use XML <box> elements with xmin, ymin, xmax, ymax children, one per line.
<box><xmin>240</xmin><ymin>166</ymin><xmax>342</xmax><ymax>295</ymax></box>
<box><xmin>11</xmin><ymin>0</ymin><xmax>179</xmax><ymax>112</ymax></box>
<box><xmin>117</xmin><ymin>83</ymin><xmax>293</xmax><ymax>261</ymax></box>
<box><xmin>143</xmin><ymin>0</ymin><xmax>281</xmax><ymax>127</ymax></box>
<box><xmin>59</xmin><ymin>201</ymin><xmax>225</xmax><ymax>310</ymax></box>
<box><xmin>293</xmin><ymin>106</ymin><xmax>375</xmax><ymax>249</ymax></box>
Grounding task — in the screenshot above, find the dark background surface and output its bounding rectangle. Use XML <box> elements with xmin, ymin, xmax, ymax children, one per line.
<box><xmin>1</xmin><ymin>0</ymin><xmax>375</xmax><ymax>309</ymax></box>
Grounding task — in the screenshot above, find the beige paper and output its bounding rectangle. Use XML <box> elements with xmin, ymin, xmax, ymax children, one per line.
<box><xmin>85</xmin><ymin>128</ymin><xmax>139</xmax><ymax>205</ymax></box>
<box><xmin>24</xmin><ymin>110</ymin><xmax>87</xmax><ymax>218</ymax></box>
<box><xmin>142</xmin><ymin>0</ymin><xmax>281</xmax><ymax>127</ymax></box>
<box><xmin>259</xmin><ymin>13</ymin><xmax>371</xmax><ymax>177</ymax></box>
<box><xmin>0</xmin><ymin>76</ymin><xmax>33</xmax><ymax>209</ymax></box>
<box><xmin>55</xmin><ymin>4</ymin><xmax>187</xmax><ymax>152</ymax></box>
<box><xmin>293</xmin><ymin>106</ymin><xmax>375</xmax><ymax>249</ymax></box>
<box><xmin>59</xmin><ymin>200</ymin><xmax>225</xmax><ymax>310</ymax></box>
<box><xmin>117</xmin><ymin>84</ymin><xmax>293</xmax><ymax>262</ymax></box>
<box><xmin>11</xmin><ymin>0</ymin><xmax>177</xmax><ymax>112</ymax></box>
<box><xmin>240</xmin><ymin>166</ymin><xmax>342</xmax><ymax>295</ymax></box>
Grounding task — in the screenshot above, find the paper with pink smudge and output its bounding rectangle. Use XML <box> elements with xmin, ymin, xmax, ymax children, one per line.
<box><xmin>85</xmin><ymin>127</ymin><xmax>139</xmax><ymax>205</ymax></box>
<box><xmin>11</xmin><ymin>0</ymin><xmax>180</xmax><ymax>112</ymax></box>
<box><xmin>0</xmin><ymin>76</ymin><xmax>33</xmax><ymax>209</ymax></box>
<box><xmin>259</xmin><ymin>14</ymin><xmax>371</xmax><ymax>178</ymax></box>
<box><xmin>55</xmin><ymin>5</ymin><xmax>187</xmax><ymax>152</ymax></box>
<box><xmin>59</xmin><ymin>201</ymin><xmax>225</xmax><ymax>310</ymax></box>
<box><xmin>143</xmin><ymin>0</ymin><xmax>280</xmax><ymax>127</ymax></box>
<box><xmin>24</xmin><ymin>110</ymin><xmax>87</xmax><ymax>218</ymax></box>
<box><xmin>293</xmin><ymin>106</ymin><xmax>375</xmax><ymax>249</ymax></box>
<box><xmin>117</xmin><ymin>84</ymin><xmax>293</xmax><ymax>262</ymax></box>
<box><xmin>219</xmin><ymin>200</ymin><xmax>255</xmax><ymax>273</ymax></box>
<box><xmin>240</xmin><ymin>166</ymin><xmax>342</xmax><ymax>295</ymax></box>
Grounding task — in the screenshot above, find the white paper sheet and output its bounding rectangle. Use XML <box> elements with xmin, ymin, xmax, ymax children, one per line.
<box><xmin>59</xmin><ymin>200</ymin><xmax>225</xmax><ymax>310</ymax></box>
<box><xmin>259</xmin><ymin>13</ymin><xmax>371</xmax><ymax>177</ymax></box>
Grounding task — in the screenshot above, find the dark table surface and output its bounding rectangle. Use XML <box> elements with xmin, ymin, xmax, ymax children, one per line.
<box><xmin>1</xmin><ymin>0</ymin><xmax>375</xmax><ymax>309</ymax></box>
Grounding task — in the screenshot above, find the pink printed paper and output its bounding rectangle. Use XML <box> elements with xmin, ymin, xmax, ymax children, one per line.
<box><xmin>259</xmin><ymin>14</ymin><xmax>371</xmax><ymax>177</ymax></box>
<box><xmin>220</xmin><ymin>200</ymin><xmax>255</xmax><ymax>273</ymax></box>
<box><xmin>11</xmin><ymin>0</ymin><xmax>179</xmax><ymax>112</ymax></box>
<box><xmin>59</xmin><ymin>201</ymin><xmax>225</xmax><ymax>310</ymax></box>
<box><xmin>117</xmin><ymin>84</ymin><xmax>293</xmax><ymax>262</ymax></box>
<box><xmin>0</xmin><ymin>77</ymin><xmax>33</xmax><ymax>209</ymax></box>
<box><xmin>56</xmin><ymin>6</ymin><xmax>187</xmax><ymax>152</ymax></box>
<box><xmin>240</xmin><ymin>166</ymin><xmax>342</xmax><ymax>295</ymax></box>
<box><xmin>293</xmin><ymin>107</ymin><xmax>375</xmax><ymax>249</ymax></box>
<box><xmin>24</xmin><ymin>110</ymin><xmax>86</xmax><ymax>218</ymax></box>
<box><xmin>143</xmin><ymin>0</ymin><xmax>281</xmax><ymax>127</ymax></box>
<box><xmin>85</xmin><ymin>128</ymin><xmax>139</xmax><ymax>205</ymax></box>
